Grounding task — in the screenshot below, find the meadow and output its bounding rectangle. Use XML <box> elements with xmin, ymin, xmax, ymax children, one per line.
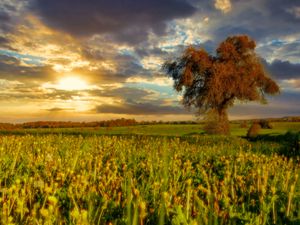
<box><xmin>1</xmin><ymin>122</ymin><xmax>300</xmax><ymax>137</ymax></box>
<box><xmin>0</xmin><ymin>122</ymin><xmax>300</xmax><ymax>224</ymax></box>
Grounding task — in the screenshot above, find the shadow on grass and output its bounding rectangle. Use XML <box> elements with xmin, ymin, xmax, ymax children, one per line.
<box><xmin>244</xmin><ymin>131</ymin><xmax>300</xmax><ymax>158</ymax></box>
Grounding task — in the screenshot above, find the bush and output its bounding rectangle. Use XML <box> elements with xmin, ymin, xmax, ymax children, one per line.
<box><xmin>259</xmin><ymin>120</ymin><xmax>273</xmax><ymax>129</ymax></box>
<box><xmin>204</xmin><ymin>120</ymin><xmax>230</xmax><ymax>135</ymax></box>
<box><xmin>240</xmin><ymin>121</ymin><xmax>248</xmax><ymax>128</ymax></box>
<box><xmin>278</xmin><ymin>131</ymin><xmax>300</xmax><ymax>157</ymax></box>
<box><xmin>247</xmin><ymin>123</ymin><xmax>261</xmax><ymax>138</ymax></box>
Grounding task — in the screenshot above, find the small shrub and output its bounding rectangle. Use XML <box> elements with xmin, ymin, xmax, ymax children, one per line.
<box><xmin>247</xmin><ymin>123</ymin><xmax>261</xmax><ymax>138</ymax></box>
<box><xmin>240</xmin><ymin>121</ymin><xmax>248</xmax><ymax>128</ymax></box>
<box><xmin>203</xmin><ymin>120</ymin><xmax>230</xmax><ymax>135</ymax></box>
<box><xmin>259</xmin><ymin>120</ymin><xmax>273</xmax><ymax>129</ymax></box>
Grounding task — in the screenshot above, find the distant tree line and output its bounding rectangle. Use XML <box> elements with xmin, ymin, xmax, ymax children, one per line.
<box><xmin>0</xmin><ymin>119</ymin><xmax>198</xmax><ymax>129</ymax></box>
<box><xmin>139</xmin><ymin>120</ymin><xmax>198</xmax><ymax>125</ymax></box>
<box><xmin>21</xmin><ymin>118</ymin><xmax>138</xmax><ymax>128</ymax></box>
<box><xmin>0</xmin><ymin>119</ymin><xmax>137</xmax><ymax>129</ymax></box>
<box><xmin>0</xmin><ymin>117</ymin><xmax>299</xmax><ymax>130</ymax></box>
<box><xmin>235</xmin><ymin>116</ymin><xmax>300</xmax><ymax>125</ymax></box>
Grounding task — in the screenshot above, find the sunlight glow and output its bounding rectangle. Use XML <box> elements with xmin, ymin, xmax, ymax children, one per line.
<box><xmin>42</xmin><ymin>76</ymin><xmax>90</xmax><ymax>91</ymax></box>
<box><xmin>57</xmin><ymin>77</ymin><xmax>88</xmax><ymax>90</ymax></box>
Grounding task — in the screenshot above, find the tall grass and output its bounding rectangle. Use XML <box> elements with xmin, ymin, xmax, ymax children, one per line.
<box><xmin>0</xmin><ymin>135</ymin><xmax>299</xmax><ymax>224</ymax></box>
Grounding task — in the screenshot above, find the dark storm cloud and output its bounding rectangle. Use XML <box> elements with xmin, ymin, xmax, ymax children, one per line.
<box><xmin>211</xmin><ymin>7</ymin><xmax>273</xmax><ymax>41</ymax></box>
<box><xmin>95</xmin><ymin>100</ymin><xmax>187</xmax><ymax>115</ymax></box>
<box><xmin>210</xmin><ymin>0</ymin><xmax>300</xmax><ymax>42</ymax></box>
<box><xmin>0</xmin><ymin>9</ymin><xmax>12</xmax><ymax>32</ymax></box>
<box><xmin>0</xmin><ymin>55</ymin><xmax>53</xmax><ymax>81</ymax></box>
<box><xmin>263</xmin><ymin>59</ymin><xmax>300</xmax><ymax>80</ymax></box>
<box><xmin>265</xmin><ymin>0</ymin><xmax>300</xmax><ymax>22</ymax></box>
<box><xmin>31</xmin><ymin>0</ymin><xmax>196</xmax><ymax>44</ymax></box>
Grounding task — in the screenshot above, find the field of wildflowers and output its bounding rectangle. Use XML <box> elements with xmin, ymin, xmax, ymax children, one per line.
<box><xmin>0</xmin><ymin>135</ymin><xmax>299</xmax><ymax>224</ymax></box>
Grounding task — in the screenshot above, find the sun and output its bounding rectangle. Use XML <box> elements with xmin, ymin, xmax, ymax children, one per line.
<box><xmin>56</xmin><ymin>76</ymin><xmax>88</xmax><ymax>91</ymax></box>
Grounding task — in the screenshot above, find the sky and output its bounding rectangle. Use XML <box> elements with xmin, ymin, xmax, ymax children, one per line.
<box><xmin>0</xmin><ymin>0</ymin><xmax>300</xmax><ymax>122</ymax></box>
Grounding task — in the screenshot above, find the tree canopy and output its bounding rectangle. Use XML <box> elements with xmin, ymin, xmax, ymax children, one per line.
<box><xmin>163</xmin><ymin>35</ymin><xmax>280</xmax><ymax>134</ymax></box>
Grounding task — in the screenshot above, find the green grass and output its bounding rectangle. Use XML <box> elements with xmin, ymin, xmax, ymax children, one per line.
<box><xmin>258</xmin><ymin>122</ymin><xmax>300</xmax><ymax>135</ymax></box>
<box><xmin>0</xmin><ymin>124</ymin><xmax>203</xmax><ymax>136</ymax></box>
<box><xmin>1</xmin><ymin>122</ymin><xmax>300</xmax><ymax>137</ymax></box>
<box><xmin>0</xmin><ymin>122</ymin><xmax>299</xmax><ymax>224</ymax></box>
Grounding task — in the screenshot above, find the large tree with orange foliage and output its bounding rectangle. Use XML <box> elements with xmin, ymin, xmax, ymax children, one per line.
<box><xmin>163</xmin><ymin>35</ymin><xmax>280</xmax><ymax>134</ymax></box>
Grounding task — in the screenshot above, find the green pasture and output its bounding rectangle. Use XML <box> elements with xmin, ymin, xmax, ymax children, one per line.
<box><xmin>1</xmin><ymin>121</ymin><xmax>300</xmax><ymax>137</ymax></box>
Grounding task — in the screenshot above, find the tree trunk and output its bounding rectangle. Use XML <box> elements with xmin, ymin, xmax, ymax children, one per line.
<box><xmin>203</xmin><ymin>108</ymin><xmax>230</xmax><ymax>135</ymax></box>
<box><xmin>217</xmin><ymin>108</ymin><xmax>230</xmax><ymax>135</ymax></box>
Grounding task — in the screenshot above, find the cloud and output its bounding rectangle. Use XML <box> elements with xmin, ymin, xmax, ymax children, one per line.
<box><xmin>267</xmin><ymin>0</ymin><xmax>300</xmax><ymax>22</ymax></box>
<box><xmin>0</xmin><ymin>84</ymin><xmax>81</xmax><ymax>101</ymax></box>
<box><xmin>95</xmin><ymin>100</ymin><xmax>188</xmax><ymax>115</ymax></box>
<box><xmin>282</xmin><ymin>79</ymin><xmax>300</xmax><ymax>90</ymax></box>
<box><xmin>214</xmin><ymin>0</ymin><xmax>231</xmax><ymax>13</ymax></box>
<box><xmin>0</xmin><ymin>36</ymin><xmax>13</xmax><ymax>49</ymax></box>
<box><xmin>0</xmin><ymin>77</ymin><xmax>95</xmax><ymax>102</ymax></box>
<box><xmin>135</xmin><ymin>46</ymin><xmax>168</xmax><ymax>58</ymax></box>
<box><xmin>0</xmin><ymin>13</ymin><xmax>152</xmax><ymax>85</ymax></box>
<box><xmin>257</xmin><ymin>39</ymin><xmax>300</xmax><ymax>63</ymax></box>
<box><xmin>126</xmin><ymin>76</ymin><xmax>173</xmax><ymax>86</ymax></box>
<box><xmin>91</xmin><ymin>86</ymin><xmax>189</xmax><ymax>115</ymax></box>
<box><xmin>0</xmin><ymin>55</ymin><xmax>54</xmax><ymax>82</ymax></box>
<box><xmin>0</xmin><ymin>10</ymin><xmax>11</xmax><ymax>32</ymax></box>
<box><xmin>70</xmin><ymin>50</ymin><xmax>153</xmax><ymax>84</ymax></box>
<box><xmin>0</xmin><ymin>0</ymin><xmax>29</xmax><ymax>33</ymax></box>
<box><xmin>1</xmin><ymin>15</ymin><xmax>91</xmax><ymax>71</ymax></box>
<box><xmin>291</xmin><ymin>80</ymin><xmax>300</xmax><ymax>88</ymax></box>
<box><xmin>230</xmin><ymin>90</ymin><xmax>300</xmax><ymax>118</ymax></box>
<box><xmin>287</xmin><ymin>7</ymin><xmax>300</xmax><ymax>19</ymax></box>
<box><xmin>30</xmin><ymin>0</ymin><xmax>196</xmax><ymax>44</ymax></box>
<box><xmin>89</xmin><ymin>87</ymin><xmax>152</xmax><ymax>100</ymax></box>
<box><xmin>199</xmin><ymin>0</ymin><xmax>300</xmax><ymax>44</ymax></box>
<box><xmin>0</xmin><ymin>0</ymin><xmax>300</xmax><ymax>121</ymax></box>
<box><xmin>263</xmin><ymin>59</ymin><xmax>300</xmax><ymax>80</ymax></box>
<box><xmin>46</xmin><ymin>107</ymin><xmax>74</xmax><ymax>112</ymax></box>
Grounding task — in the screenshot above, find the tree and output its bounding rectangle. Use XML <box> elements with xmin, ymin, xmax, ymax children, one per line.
<box><xmin>163</xmin><ymin>35</ymin><xmax>280</xmax><ymax>134</ymax></box>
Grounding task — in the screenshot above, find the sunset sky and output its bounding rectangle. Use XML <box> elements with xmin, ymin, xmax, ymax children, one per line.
<box><xmin>0</xmin><ymin>0</ymin><xmax>299</xmax><ymax>122</ymax></box>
